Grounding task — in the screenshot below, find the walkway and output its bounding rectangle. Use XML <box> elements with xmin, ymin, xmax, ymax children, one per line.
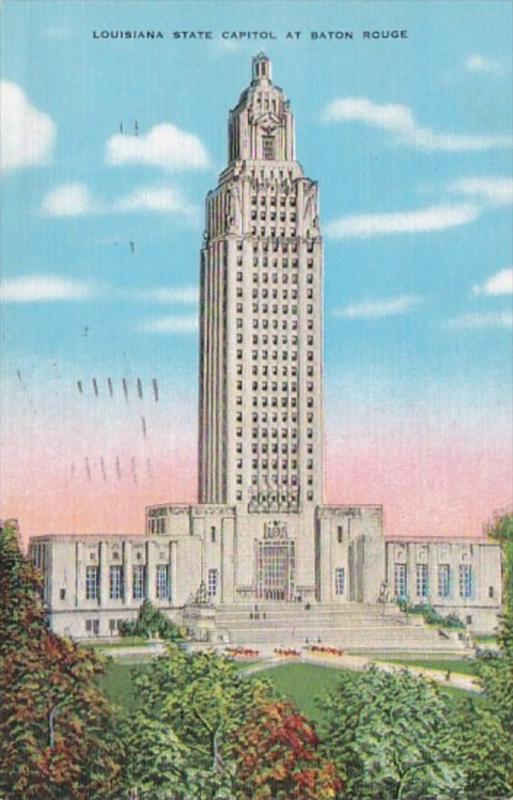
<box><xmin>96</xmin><ymin>640</ymin><xmax>480</xmax><ymax>692</ymax></box>
<box><xmin>240</xmin><ymin>651</ymin><xmax>480</xmax><ymax>693</ymax></box>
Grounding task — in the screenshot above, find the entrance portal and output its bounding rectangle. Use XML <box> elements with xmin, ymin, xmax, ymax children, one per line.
<box><xmin>256</xmin><ymin>540</ymin><xmax>295</xmax><ymax>601</ymax></box>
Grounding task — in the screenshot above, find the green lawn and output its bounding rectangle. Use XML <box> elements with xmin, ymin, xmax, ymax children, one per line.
<box><xmin>377</xmin><ymin>658</ymin><xmax>478</xmax><ymax>676</ymax></box>
<box><xmin>250</xmin><ymin>663</ymin><xmax>348</xmax><ymax>729</ymax></box>
<box><xmin>87</xmin><ymin>636</ymin><xmax>149</xmax><ymax>649</ymax></box>
<box><xmin>97</xmin><ymin>658</ymin><xmax>346</xmax><ymax>725</ymax></box>
<box><xmin>473</xmin><ymin>634</ymin><xmax>498</xmax><ymax>646</ymax></box>
<box><xmin>97</xmin><ymin>661</ymin><xmax>151</xmax><ymax>712</ymax></box>
<box><xmin>98</xmin><ymin>659</ymin><xmax>480</xmax><ymax>727</ymax></box>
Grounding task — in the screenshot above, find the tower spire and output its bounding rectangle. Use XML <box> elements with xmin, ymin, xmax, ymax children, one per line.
<box><xmin>227</xmin><ymin>54</ymin><xmax>294</xmax><ymax>164</ymax></box>
<box><xmin>252</xmin><ymin>52</ymin><xmax>272</xmax><ymax>84</ymax></box>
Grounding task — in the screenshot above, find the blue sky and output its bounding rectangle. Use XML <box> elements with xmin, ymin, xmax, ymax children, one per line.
<box><xmin>1</xmin><ymin>0</ymin><xmax>512</xmax><ymax>537</ymax></box>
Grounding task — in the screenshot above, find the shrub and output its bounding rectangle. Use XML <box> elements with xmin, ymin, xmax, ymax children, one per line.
<box><xmin>396</xmin><ymin>600</ymin><xmax>464</xmax><ymax>629</ymax></box>
<box><xmin>119</xmin><ymin>600</ymin><xmax>183</xmax><ymax>641</ymax></box>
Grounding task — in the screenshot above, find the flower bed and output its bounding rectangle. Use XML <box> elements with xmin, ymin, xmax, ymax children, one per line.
<box><xmin>224</xmin><ymin>646</ymin><xmax>260</xmax><ymax>658</ymax></box>
<box><xmin>306</xmin><ymin>645</ymin><xmax>344</xmax><ymax>657</ymax></box>
<box><xmin>274</xmin><ymin>647</ymin><xmax>301</xmax><ymax>658</ymax></box>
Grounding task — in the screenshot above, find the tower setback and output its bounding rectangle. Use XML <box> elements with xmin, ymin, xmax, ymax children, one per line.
<box><xmin>199</xmin><ymin>53</ymin><xmax>323</xmax><ymax>513</ymax></box>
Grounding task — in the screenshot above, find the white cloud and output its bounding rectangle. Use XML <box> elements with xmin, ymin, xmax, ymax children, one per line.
<box><xmin>447</xmin><ymin>311</ymin><xmax>513</xmax><ymax>330</ymax></box>
<box><xmin>139</xmin><ymin>286</ymin><xmax>198</xmax><ymax>303</ymax></box>
<box><xmin>106</xmin><ymin>123</ymin><xmax>209</xmax><ymax>171</ymax></box>
<box><xmin>41</xmin><ymin>182</ymin><xmax>101</xmax><ymax>217</ymax></box>
<box><xmin>114</xmin><ymin>186</ymin><xmax>197</xmax><ymax>215</ymax></box>
<box><xmin>325</xmin><ymin>203</ymin><xmax>480</xmax><ymax>239</ymax></box>
<box><xmin>465</xmin><ymin>54</ymin><xmax>502</xmax><ymax>74</ymax></box>
<box><xmin>448</xmin><ymin>177</ymin><xmax>513</xmax><ymax>206</ymax></box>
<box><xmin>140</xmin><ymin>315</ymin><xmax>198</xmax><ymax>334</ymax></box>
<box><xmin>323</xmin><ymin>96</ymin><xmax>512</xmax><ymax>151</ymax></box>
<box><xmin>332</xmin><ymin>294</ymin><xmax>422</xmax><ymax>320</ymax></box>
<box><xmin>0</xmin><ymin>81</ymin><xmax>55</xmax><ymax>172</ymax></box>
<box><xmin>0</xmin><ymin>274</ymin><xmax>95</xmax><ymax>303</ymax></box>
<box><xmin>472</xmin><ymin>268</ymin><xmax>513</xmax><ymax>296</ymax></box>
<box><xmin>41</xmin><ymin>183</ymin><xmax>196</xmax><ymax>218</ymax></box>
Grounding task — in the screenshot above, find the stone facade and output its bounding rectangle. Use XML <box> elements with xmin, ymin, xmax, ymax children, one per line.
<box><xmin>30</xmin><ymin>527</ymin><xmax>502</xmax><ymax>639</ymax></box>
<box><xmin>385</xmin><ymin>539</ymin><xmax>502</xmax><ymax>633</ymax></box>
<box><xmin>28</xmin><ymin>55</ymin><xmax>503</xmax><ymax>643</ymax></box>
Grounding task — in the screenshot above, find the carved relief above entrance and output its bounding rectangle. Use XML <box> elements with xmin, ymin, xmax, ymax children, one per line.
<box><xmin>264</xmin><ymin>521</ymin><xmax>288</xmax><ymax>540</ymax></box>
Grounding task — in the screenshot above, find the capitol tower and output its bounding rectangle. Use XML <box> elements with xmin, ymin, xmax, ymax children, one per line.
<box><xmin>199</xmin><ymin>52</ymin><xmax>324</xmax><ymax>515</ymax></box>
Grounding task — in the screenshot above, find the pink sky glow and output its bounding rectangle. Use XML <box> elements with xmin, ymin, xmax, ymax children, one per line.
<box><xmin>2</xmin><ymin>430</ymin><xmax>510</xmax><ymax>546</ymax></box>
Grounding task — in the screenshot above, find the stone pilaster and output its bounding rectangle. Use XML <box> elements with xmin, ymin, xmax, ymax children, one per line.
<box><xmin>99</xmin><ymin>541</ymin><xmax>109</xmax><ymax>607</ymax></box>
<box><xmin>124</xmin><ymin>541</ymin><xmax>133</xmax><ymax>607</ymax></box>
<box><xmin>146</xmin><ymin>541</ymin><xmax>157</xmax><ymax>603</ymax></box>
<box><xmin>221</xmin><ymin>517</ymin><xmax>235</xmax><ymax>604</ymax></box>
<box><xmin>76</xmin><ymin>542</ymin><xmax>84</xmax><ymax>607</ymax></box>
<box><xmin>170</xmin><ymin>540</ymin><xmax>178</xmax><ymax>605</ymax></box>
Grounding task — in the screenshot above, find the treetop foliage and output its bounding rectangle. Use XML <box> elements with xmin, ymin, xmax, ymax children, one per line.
<box><xmin>0</xmin><ymin>522</ymin><xmax>123</xmax><ymax>800</ymax></box>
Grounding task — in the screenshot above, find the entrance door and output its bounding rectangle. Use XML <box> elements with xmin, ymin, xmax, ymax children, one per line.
<box><xmin>256</xmin><ymin>541</ymin><xmax>295</xmax><ymax>601</ymax></box>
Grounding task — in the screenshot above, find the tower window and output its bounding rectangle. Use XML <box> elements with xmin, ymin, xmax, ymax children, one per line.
<box><xmin>335</xmin><ymin>567</ymin><xmax>345</xmax><ymax>595</ymax></box>
<box><xmin>262</xmin><ymin>136</ymin><xmax>275</xmax><ymax>160</ymax></box>
<box><xmin>208</xmin><ymin>568</ymin><xmax>218</xmax><ymax>598</ymax></box>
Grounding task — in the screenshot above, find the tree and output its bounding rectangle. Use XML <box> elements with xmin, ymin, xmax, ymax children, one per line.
<box><xmin>0</xmin><ymin>522</ymin><xmax>123</xmax><ymax>800</ymax></box>
<box><xmin>121</xmin><ymin>645</ymin><xmax>274</xmax><ymax>799</ymax></box>
<box><xmin>320</xmin><ymin>665</ymin><xmax>465</xmax><ymax>800</ymax></box>
<box><xmin>119</xmin><ymin>599</ymin><xmax>183</xmax><ymax>641</ymax></box>
<box><xmin>0</xmin><ymin>519</ymin><xmax>45</xmax><ymax>642</ymax></box>
<box><xmin>453</xmin><ymin>696</ymin><xmax>512</xmax><ymax>800</ymax></box>
<box><xmin>477</xmin><ymin>512</ymin><xmax>513</xmax><ymax>712</ymax></box>
<box><xmin>471</xmin><ymin>510</ymin><xmax>513</xmax><ymax>795</ymax></box>
<box><xmin>232</xmin><ymin>700</ymin><xmax>343</xmax><ymax>800</ymax></box>
<box><xmin>484</xmin><ymin>510</ymin><xmax>513</xmax><ymax>654</ymax></box>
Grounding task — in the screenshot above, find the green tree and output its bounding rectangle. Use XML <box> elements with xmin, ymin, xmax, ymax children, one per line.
<box><xmin>119</xmin><ymin>598</ymin><xmax>183</xmax><ymax>640</ymax></box>
<box><xmin>0</xmin><ymin>522</ymin><xmax>123</xmax><ymax>800</ymax></box>
<box><xmin>0</xmin><ymin>519</ymin><xmax>45</xmax><ymax>641</ymax></box>
<box><xmin>485</xmin><ymin>509</ymin><xmax>513</xmax><ymax>654</ymax></box>
<box><xmin>320</xmin><ymin>665</ymin><xmax>465</xmax><ymax>800</ymax></box>
<box><xmin>454</xmin><ymin>696</ymin><xmax>512</xmax><ymax>800</ymax></box>
<box><xmin>471</xmin><ymin>510</ymin><xmax>513</xmax><ymax>795</ymax></box>
<box><xmin>121</xmin><ymin>645</ymin><xmax>273</xmax><ymax>799</ymax></box>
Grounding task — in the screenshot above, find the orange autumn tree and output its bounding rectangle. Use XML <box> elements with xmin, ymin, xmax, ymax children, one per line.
<box><xmin>232</xmin><ymin>699</ymin><xmax>343</xmax><ymax>800</ymax></box>
<box><xmin>0</xmin><ymin>521</ymin><xmax>123</xmax><ymax>800</ymax></box>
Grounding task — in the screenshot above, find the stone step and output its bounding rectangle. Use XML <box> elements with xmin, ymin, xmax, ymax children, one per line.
<box><xmin>184</xmin><ymin>602</ymin><xmax>466</xmax><ymax>653</ymax></box>
<box><xmin>215</xmin><ymin>626</ymin><xmax>464</xmax><ymax>649</ymax></box>
<box><xmin>216</xmin><ymin>608</ymin><xmax>403</xmax><ymax>620</ymax></box>
<box><xmin>216</xmin><ymin>607</ymin><xmax>413</xmax><ymax>624</ymax></box>
<box><xmin>216</xmin><ymin>616</ymin><xmax>414</xmax><ymax>629</ymax></box>
<box><xmin>215</xmin><ymin>624</ymin><xmax>441</xmax><ymax>637</ymax></box>
<box><xmin>215</xmin><ymin>603</ymin><xmax>398</xmax><ymax>613</ymax></box>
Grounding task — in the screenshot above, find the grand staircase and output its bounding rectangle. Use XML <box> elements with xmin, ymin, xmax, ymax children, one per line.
<box><xmin>184</xmin><ymin>602</ymin><xmax>468</xmax><ymax>654</ymax></box>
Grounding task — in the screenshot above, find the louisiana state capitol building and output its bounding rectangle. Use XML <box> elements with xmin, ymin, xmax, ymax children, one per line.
<box><xmin>29</xmin><ymin>55</ymin><xmax>502</xmax><ymax>646</ymax></box>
